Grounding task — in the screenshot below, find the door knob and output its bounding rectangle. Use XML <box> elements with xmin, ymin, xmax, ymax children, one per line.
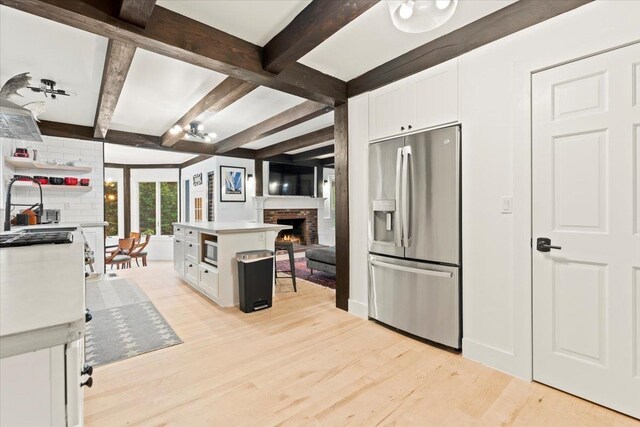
<box><xmin>536</xmin><ymin>237</ymin><xmax>561</xmax><ymax>252</ymax></box>
<box><xmin>408</xmin><ymin>125</ymin><xmax>412</xmax><ymax>130</ymax></box>
<box><xmin>85</xmin><ymin>309</ymin><xmax>92</xmax><ymax>323</ymax></box>
<box><xmin>400</xmin><ymin>126</ymin><xmax>405</xmax><ymax>131</ymax></box>
<box><xmin>81</xmin><ymin>364</ymin><xmax>93</xmax><ymax>376</ymax></box>
<box><xmin>81</xmin><ymin>377</ymin><xmax>93</xmax><ymax>388</ymax></box>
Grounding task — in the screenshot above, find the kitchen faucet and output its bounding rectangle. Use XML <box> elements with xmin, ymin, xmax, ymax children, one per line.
<box><xmin>4</xmin><ymin>176</ymin><xmax>44</xmax><ymax>231</ymax></box>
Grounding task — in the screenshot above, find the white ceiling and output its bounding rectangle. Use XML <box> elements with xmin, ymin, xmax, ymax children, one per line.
<box><xmin>0</xmin><ymin>6</ymin><xmax>107</xmax><ymax>126</ymax></box>
<box><xmin>286</xmin><ymin>140</ymin><xmax>334</xmax><ymax>156</ymax></box>
<box><xmin>110</xmin><ymin>49</ymin><xmax>228</xmax><ymax>136</ymax></box>
<box><xmin>242</xmin><ymin>111</ymin><xmax>334</xmax><ymax>150</ymax></box>
<box><xmin>104</xmin><ymin>143</ymin><xmax>196</xmax><ymax>165</ymax></box>
<box><xmin>157</xmin><ymin>0</ymin><xmax>311</xmax><ymax>46</ymax></box>
<box><xmin>200</xmin><ymin>86</ymin><xmax>305</xmax><ymax>143</ymax></box>
<box><xmin>299</xmin><ymin>0</ymin><xmax>517</xmax><ymax>81</ymax></box>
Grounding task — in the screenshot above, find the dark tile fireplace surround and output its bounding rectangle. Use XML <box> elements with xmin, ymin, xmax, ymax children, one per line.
<box><xmin>263</xmin><ymin>209</ymin><xmax>318</xmax><ymax>245</ymax></box>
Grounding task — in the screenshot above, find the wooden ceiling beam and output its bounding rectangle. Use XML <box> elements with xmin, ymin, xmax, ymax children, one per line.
<box><xmin>93</xmin><ymin>0</ymin><xmax>156</xmax><ymax>139</ymax></box>
<box><xmin>213</xmin><ymin>100</ymin><xmax>332</xmax><ymax>155</ymax></box>
<box><xmin>37</xmin><ymin>120</ymin><xmax>255</xmax><ymax>159</ymax></box>
<box><xmin>0</xmin><ymin>0</ymin><xmax>346</xmax><ymax>105</ymax></box>
<box><xmin>118</xmin><ymin>0</ymin><xmax>156</xmax><ymax>27</ymax></box>
<box><xmin>348</xmin><ymin>0</ymin><xmax>593</xmax><ymax>96</ymax></box>
<box><xmin>256</xmin><ymin>126</ymin><xmax>334</xmax><ymax>160</ymax></box>
<box><xmin>292</xmin><ymin>144</ymin><xmax>334</xmax><ymax>162</ymax></box>
<box><xmin>321</xmin><ymin>157</ymin><xmax>335</xmax><ymax>166</ymax></box>
<box><xmin>161</xmin><ymin>77</ymin><xmax>257</xmax><ymax>147</ymax></box>
<box><xmin>179</xmin><ymin>155</ymin><xmax>210</xmax><ymax>169</ymax></box>
<box><xmin>93</xmin><ymin>40</ymin><xmax>136</xmax><ymax>138</ymax></box>
<box><xmin>262</xmin><ymin>0</ymin><xmax>378</xmax><ymax>73</ymax></box>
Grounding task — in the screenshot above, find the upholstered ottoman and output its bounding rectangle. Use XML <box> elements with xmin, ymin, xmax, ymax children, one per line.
<box><xmin>305</xmin><ymin>246</ymin><xmax>336</xmax><ymax>276</ymax></box>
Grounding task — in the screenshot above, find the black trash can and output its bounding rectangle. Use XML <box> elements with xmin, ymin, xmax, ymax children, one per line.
<box><xmin>236</xmin><ymin>250</ymin><xmax>274</xmax><ymax>313</ymax></box>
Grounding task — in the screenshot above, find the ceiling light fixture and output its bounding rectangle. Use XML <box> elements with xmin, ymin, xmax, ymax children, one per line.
<box><xmin>28</xmin><ymin>79</ymin><xmax>75</xmax><ymax>100</ymax></box>
<box><xmin>186</xmin><ymin>121</ymin><xmax>216</xmax><ymax>143</ymax></box>
<box><xmin>388</xmin><ymin>0</ymin><xmax>458</xmax><ymax>33</ymax></box>
<box><xmin>169</xmin><ymin>125</ymin><xmax>182</xmax><ymax>135</ymax></box>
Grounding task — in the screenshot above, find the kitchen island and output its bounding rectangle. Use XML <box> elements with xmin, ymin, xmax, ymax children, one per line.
<box><xmin>172</xmin><ymin>221</ymin><xmax>290</xmax><ymax>307</ymax></box>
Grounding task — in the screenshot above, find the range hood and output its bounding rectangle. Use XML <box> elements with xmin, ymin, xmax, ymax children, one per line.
<box><xmin>0</xmin><ymin>99</ymin><xmax>42</xmax><ymax>142</ymax></box>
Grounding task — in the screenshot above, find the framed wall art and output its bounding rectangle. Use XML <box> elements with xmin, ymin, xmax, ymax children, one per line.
<box><xmin>220</xmin><ymin>165</ymin><xmax>246</xmax><ymax>202</ymax></box>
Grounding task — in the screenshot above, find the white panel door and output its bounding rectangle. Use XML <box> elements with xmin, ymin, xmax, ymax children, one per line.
<box><xmin>532</xmin><ymin>42</ymin><xmax>640</xmax><ymax>418</ymax></box>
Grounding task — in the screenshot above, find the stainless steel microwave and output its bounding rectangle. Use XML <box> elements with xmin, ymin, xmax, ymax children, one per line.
<box><xmin>203</xmin><ymin>240</ymin><xmax>218</xmax><ymax>267</ymax></box>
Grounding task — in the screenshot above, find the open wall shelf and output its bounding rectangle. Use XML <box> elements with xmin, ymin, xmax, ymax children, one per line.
<box><xmin>11</xmin><ymin>181</ymin><xmax>93</xmax><ymax>192</ymax></box>
<box><xmin>4</xmin><ymin>157</ymin><xmax>92</xmax><ymax>173</ymax></box>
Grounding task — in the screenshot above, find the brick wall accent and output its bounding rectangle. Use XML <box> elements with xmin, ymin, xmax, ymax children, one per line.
<box><xmin>263</xmin><ymin>209</ymin><xmax>318</xmax><ymax>245</ymax></box>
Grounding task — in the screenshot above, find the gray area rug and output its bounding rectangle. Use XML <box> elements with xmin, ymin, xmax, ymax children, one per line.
<box><xmin>85</xmin><ymin>278</ymin><xmax>182</xmax><ymax>366</ymax></box>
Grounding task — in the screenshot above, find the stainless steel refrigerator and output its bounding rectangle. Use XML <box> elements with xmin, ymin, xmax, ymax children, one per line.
<box><xmin>368</xmin><ymin>125</ymin><xmax>461</xmax><ymax>349</ymax></box>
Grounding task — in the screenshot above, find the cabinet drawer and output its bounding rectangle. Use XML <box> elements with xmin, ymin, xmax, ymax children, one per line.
<box><xmin>173</xmin><ymin>225</ymin><xmax>185</xmax><ymax>237</ymax></box>
<box><xmin>185</xmin><ymin>228</ymin><xmax>198</xmax><ymax>242</ymax></box>
<box><xmin>199</xmin><ymin>265</ymin><xmax>218</xmax><ymax>297</ymax></box>
<box><xmin>184</xmin><ymin>260</ymin><xmax>198</xmax><ymax>285</ymax></box>
<box><xmin>185</xmin><ymin>242</ymin><xmax>199</xmax><ymax>263</ymax></box>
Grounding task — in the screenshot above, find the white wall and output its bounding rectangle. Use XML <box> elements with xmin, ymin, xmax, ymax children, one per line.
<box><xmin>181</xmin><ymin>156</ymin><xmax>256</xmax><ymax>223</ymax></box>
<box><xmin>348</xmin><ymin>1</ymin><xmax>640</xmax><ymax>380</ymax></box>
<box><xmin>1</xmin><ymin>135</ymin><xmax>105</xmax><ymax>271</ymax></box>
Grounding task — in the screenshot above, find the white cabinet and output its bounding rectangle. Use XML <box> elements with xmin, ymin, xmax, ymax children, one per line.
<box><xmin>173</xmin><ymin>237</ymin><xmax>184</xmax><ymax>275</ymax></box>
<box><xmin>199</xmin><ymin>265</ymin><xmax>218</xmax><ymax>298</ymax></box>
<box><xmin>369</xmin><ymin>79</ymin><xmax>408</xmax><ymax>141</ymax></box>
<box><xmin>185</xmin><ymin>242</ymin><xmax>199</xmax><ymax>264</ymax></box>
<box><xmin>0</xmin><ymin>340</ymin><xmax>85</xmax><ymax>427</ymax></box>
<box><xmin>184</xmin><ymin>259</ymin><xmax>198</xmax><ymax>285</ymax></box>
<box><xmin>369</xmin><ymin>59</ymin><xmax>458</xmax><ymax>141</ymax></box>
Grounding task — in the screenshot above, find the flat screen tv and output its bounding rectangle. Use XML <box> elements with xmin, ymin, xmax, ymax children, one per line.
<box><xmin>268</xmin><ymin>162</ymin><xmax>315</xmax><ymax>196</ymax></box>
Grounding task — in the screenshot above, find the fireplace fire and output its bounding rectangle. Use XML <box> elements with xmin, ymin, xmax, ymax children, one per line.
<box><xmin>263</xmin><ymin>209</ymin><xmax>318</xmax><ymax>246</ymax></box>
<box><xmin>276</xmin><ymin>218</ymin><xmax>305</xmax><ymax>244</ymax></box>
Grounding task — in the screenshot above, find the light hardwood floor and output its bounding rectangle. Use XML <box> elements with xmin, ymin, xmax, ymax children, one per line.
<box><xmin>85</xmin><ymin>262</ymin><xmax>636</xmax><ymax>426</ymax></box>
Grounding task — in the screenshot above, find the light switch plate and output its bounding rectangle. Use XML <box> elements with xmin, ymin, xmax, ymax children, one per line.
<box><xmin>500</xmin><ymin>196</ymin><xmax>513</xmax><ymax>214</ymax></box>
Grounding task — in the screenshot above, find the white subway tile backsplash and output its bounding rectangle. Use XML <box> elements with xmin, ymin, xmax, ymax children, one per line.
<box><xmin>2</xmin><ymin>136</ymin><xmax>104</xmax><ymax>225</ymax></box>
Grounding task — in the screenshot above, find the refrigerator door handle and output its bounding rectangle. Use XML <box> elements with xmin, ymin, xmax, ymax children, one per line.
<box><xmin>401</xmin><ymin>146</ymin><xmax>412</xmax><ymax>247</ymax></box>
<box><xmin>394</xmin><ymin>147</ymin><xmax>403</xmax><ymax>247</ymax></box>
<box><xmin>370</xmin><ymin>259</ymin><xmax>453</xmax><ymax>278</ymax></box>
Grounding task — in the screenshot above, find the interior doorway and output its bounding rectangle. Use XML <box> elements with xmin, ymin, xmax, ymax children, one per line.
<box><xmin>531</xmin><ymin>42</ymin><xmax>639</xmax><ymax>418</ymax></box>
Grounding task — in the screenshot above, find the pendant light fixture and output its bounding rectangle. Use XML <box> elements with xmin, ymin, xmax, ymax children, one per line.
<box><xmin>388</xmin><ymin>0</ymin><xmax>458</xmax><ymax>33</ymax></box>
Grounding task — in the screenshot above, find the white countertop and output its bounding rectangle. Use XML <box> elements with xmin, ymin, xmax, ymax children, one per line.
<box><xmin>1</xmin><ymin>221</ymin><xmax>108</xmax><ymax>236</ymax></box>
<box><xmin>173</xmin><ymin>221</ymin><xmax>291</xmax><ymax>234</ymax></box>
<box><xmin>0</xmin><ymin>230</ymin><xmax>86</xmax><ymax>358</ymax></box>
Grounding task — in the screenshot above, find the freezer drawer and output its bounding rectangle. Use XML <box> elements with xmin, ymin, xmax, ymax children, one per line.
<box><xmin>368</xmin><ymin>254</ymin><xmax>460</xmax><ymax>349</ymax></box>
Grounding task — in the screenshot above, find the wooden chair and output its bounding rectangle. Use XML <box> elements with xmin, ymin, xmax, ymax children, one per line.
<box><xmin>105</xmin><ymin>238</ymin><xmax>135</xmax><ymax>269</ymax></box>
<box><xmin>129</xmin><ymin>232</ymin><xmax>141</xmax><ymax>243</ymax></box>
<box><xmin>130</xmin><ymin>234</ymin><xmax>151</xmax><ymax>267</ymax></box>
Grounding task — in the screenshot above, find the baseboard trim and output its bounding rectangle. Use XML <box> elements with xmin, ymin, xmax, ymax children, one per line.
<box><xmin>348</xmin><ymin>299</ymin><xmax>368</xmax><ymax>319</ymax></box>
<box><xmin>462</xmin><ymin>337</ymin><xmax>530</xmax><ymax>380</ymax></box>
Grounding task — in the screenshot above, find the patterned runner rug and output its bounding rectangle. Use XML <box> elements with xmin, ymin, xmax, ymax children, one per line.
<box><xmin>85</xmin><ymin>278</ymin><xmax>182</xmax><ymax>366</ymax></box>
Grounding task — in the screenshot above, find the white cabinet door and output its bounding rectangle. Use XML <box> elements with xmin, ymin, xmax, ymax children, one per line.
<box><xmin>0</xmin><ymin>346</ymin><xmax>67</xmax><ymax>427</ymax></box>
<box><xmin>369</xmin><ymin>80</ymin><xmax>409</xmax><ymax>141</ymax></box>
<box><xmin>184</xmin><ymin>259</ymin><xmax>198</xmax><ymax>285</ymax></box>
<box><xmin>173</xmin><ymin>237</ymin><xmax>184</xmax><ymax>275</ymax></box>
<box><xmin>368</xmin><ymin>60</ymin><xmax>459</xmax><ymax>142</ymax></box>
<box><xmin>532</xmin><ymin>42</ymin><xmax>640</xmax><ymax>418</ymax></box>
<box><xmin>407</xmin><ymin>60</ymin><xmax>458</xmax><ymax>132</ymax></box>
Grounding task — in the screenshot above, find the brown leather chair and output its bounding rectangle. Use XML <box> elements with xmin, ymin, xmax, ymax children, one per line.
<box><xmin>105</xmin><ymin>238</ymin><xmax>135</xmax><ymax>269</ymax></box>
<box><xmin>130</xmin><ymin>234</ymin><xmax>151</xmax><ymax>267</ymax></box>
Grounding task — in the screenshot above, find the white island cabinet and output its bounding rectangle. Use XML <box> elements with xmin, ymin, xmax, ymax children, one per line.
<box><xmin>172</xmin><ymin>222</ymin><xmax>290</xmax><ymax>307</ymax></box>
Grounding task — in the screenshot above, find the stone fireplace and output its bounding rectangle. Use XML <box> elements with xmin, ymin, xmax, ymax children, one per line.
<box><xmin>263</xmin><ymin>209</ymin><xmax>318</xmax><ymax>245</ymax></box>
